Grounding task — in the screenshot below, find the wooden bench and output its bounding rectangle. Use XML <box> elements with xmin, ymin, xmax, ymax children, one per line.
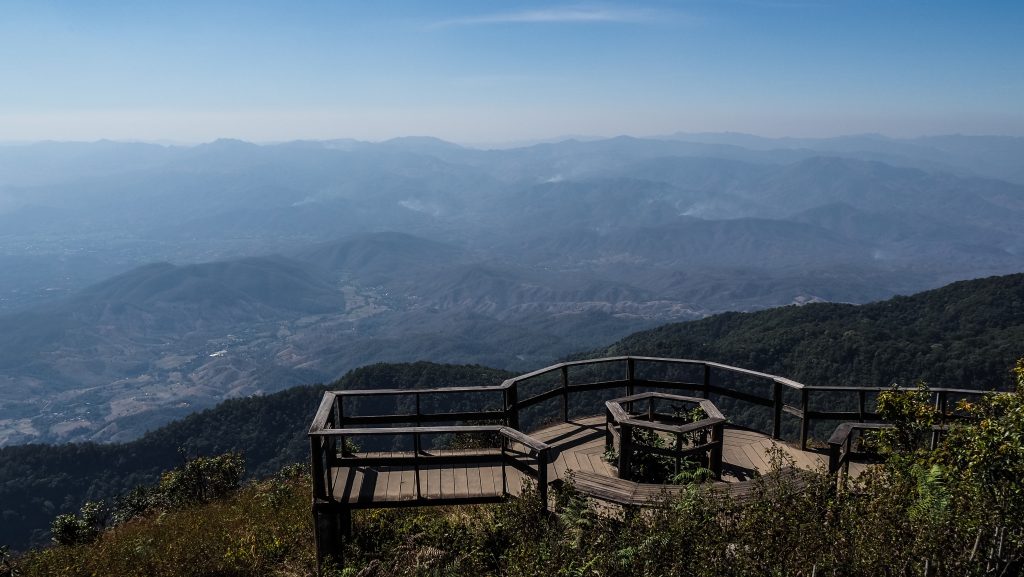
<box><xmin>568</xmin><ymin>467</ymin><xmax>812</xmax><ymax>506</ymax></box>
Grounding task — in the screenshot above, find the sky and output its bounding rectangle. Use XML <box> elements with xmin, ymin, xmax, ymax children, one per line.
<box><xmin>1</xmin><ymin>0</ymin><xmax>1022</xmax><ymax>143</ymax></box>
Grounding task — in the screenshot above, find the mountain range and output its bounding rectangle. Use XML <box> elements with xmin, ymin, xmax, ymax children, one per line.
<box><xmin>1</xmin><ymin>134</ymin><xmax>1023</xmax><ymax>446</ymax></box>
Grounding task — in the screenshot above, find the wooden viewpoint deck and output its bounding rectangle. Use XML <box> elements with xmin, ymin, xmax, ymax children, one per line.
<box><xmin>329</xmin><ymin>416</ymin><xmax>868</xmax><ymax>507</ymax></box>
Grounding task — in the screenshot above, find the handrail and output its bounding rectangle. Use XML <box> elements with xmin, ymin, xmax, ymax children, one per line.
<box><xmin>329</xmin><ymin>385</ymin><xmax>507</xmax><ymax>396</ymax></box>
<box><xmin>827</xmin><ymin>422</ymin><xmax>890</xmax><ymax>476</ymax></box>
<box><xmin>309</xmin><ymin>423</ymin><xmax>549</xmax><ymax>507</ymax></box>
<box><xmin>827</xmin><ymin>421</ymin><xmax>961</xmax><ymax>477</ymax></box>
<box><xmin>311</xmin><ymin>356</ymin><xmax>999</xmax><ymax>566</ymax></box>
<box><xmin>311</xmin><ymin>356</ymin><xmax>993</xmax><ymax>451</ymax></box>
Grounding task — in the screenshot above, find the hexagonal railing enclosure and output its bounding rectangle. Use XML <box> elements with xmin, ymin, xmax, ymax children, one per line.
<box><xmin>604</xmin><ymin>392</ymin><xmax>726</xmax><ymax>482</ymax></box>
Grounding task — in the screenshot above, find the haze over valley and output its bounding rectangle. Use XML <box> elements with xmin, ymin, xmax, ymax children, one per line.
<box><xmin>2</xmin><ymin>133</ymin><xmax>1024</xmax><ymax>445</ymax></box>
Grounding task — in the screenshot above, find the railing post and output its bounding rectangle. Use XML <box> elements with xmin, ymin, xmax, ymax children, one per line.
<box><xmin>710</xmin><ymin>422</ymin><xmax>724</xmax><ymax>480</ymax></box>
<box><xmin>674</xmin><ymin>433</ymin><xmax>682</xmax><ymax>476</ymax></box>
<box><xmin>561</xmin><ymin>365</ymin><xmax>569</xmax><ymax>422</ymax></box>
<box><xmin>538</xmin><ymin>448</ymin><xmax>549</xmax><ymax>511</ymax></box>
<box><xmin>702</xmin><ymin>363</ymin><xmax>711</xmax><ymax>399</ymax></box>
<box><xmin>626</xmin><ymin>357</ymin><xmax>636</xmax><ymax>396</ymax></box>
<box><xmin>799</xmin><ymin>388</ymin><xmax>810</xmax><ymax>450</ymax></box>
<box><xmin>772</xmin><ymin>381</ymin><xmax>783</xmax><ymax>440</ymax></box>
<box><xmin>504</xmin><ymin>381</ymin><xmax>519</xmax><ymax>430</ymax></box>
<box><xmin>501</xmin><ymin>436</ymin><xmax>508</xmax><ymax>495</ymax></box>
<box><xmin>414</xmin><ymin>431</ymin><xmax>422</xmax><ymax>499</ymax></box>
<box><xmin>605</xmin><ymin>405</ymin><xmax>613</xmax><ymax>450</ymax></box>
<box><xmin>334</xmin><ymin>395</ymin><xmax>349</xmax><ymax>457</ymax></box>
<box><xmin>310</xmin><ymin>436</ymin><xmax>327</xmax><ymax>500</ymax></box>
<box><xmin>844</xmin><ymin>433</ymin><xmax>852</xmax><ymax>477</ymax></box>
<box><xmin>619</xmin><ymin>423</ymin><xmax>632</xmax><ymax>480</ymax></box>
<box><xmin>858</xmin><ymin>390</ymin><xmax>866</xmax><ymax>422</ymax></box>
<box><xmin>827</xmin><ymin>439</ymin><xmax>841</xmax><ymax>475</ymax></box>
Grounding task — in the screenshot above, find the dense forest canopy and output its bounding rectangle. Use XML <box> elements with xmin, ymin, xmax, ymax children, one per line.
<box><xmin>592</xmin><ymin>273</ymin><xmax>1024</xmax><ymax>390</ymax></box>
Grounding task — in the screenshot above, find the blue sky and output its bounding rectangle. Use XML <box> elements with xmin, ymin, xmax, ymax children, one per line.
<box><xmin>1</xmin><ymin>0</ymin><xmax>1022</xmax><ymax>143</ymax></box>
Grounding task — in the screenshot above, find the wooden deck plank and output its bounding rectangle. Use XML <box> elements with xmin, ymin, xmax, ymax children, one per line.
<box><xmin>561</xmin><ymin>446</ymin><xmax>585</xmax><ymax>474</ymax></box>
<box><xmin>722</xmin><ymin>443</ymin><xmax>756</xmax><ymax>471</ymax></box>
<box><xmin>372</xmin><ymin>467</ymin><xmax>391</xmax><ymax>503</ymax></box>
<box><xmin>429</xmin><ymin>465</ymin><xmax>442</xmax><ymax>499</ymax></box>
<box><xmin>586</xmin><ymin>452</ymin><xmax>610</xmax><ymax>476</ymax></box>
<box><xmin>454</xmin><ymin>465</ymin><xmax>470</xmax><ymax>498</ymax></box>
<box><xmin>398</xmin><ymin>468</ymin><xmax>416</xmax><ymax>501</ymax></box>
<box><xmin>741</xmin><ymin>443</ymin><xmax>770</xmax><ymax>472</ymax></box>
<box><xmin>495</xmin><ymin>464</ymin><xmax>508</xmax><ymax>495</ymax></box>
<box><xmin>417</xmin><ymin>467</ymin><xmax>429</xmax><ymax>499</ymax></box>
<box><xmin>467</xmin><ymin>462</ymin><xmax>482</xmax><ymax>496</ymax></box>
<box><xmin>440</xmin><ymin>465</ymin><xmax>456</xmax><ymax>499</ymax></box>
<box><xmin>386</xmin><ymin>466</ymin><xmax>402</xmax><ymax>500</ymax></box>
<box><xmin>323</xmin><ymin>415</ymin><xmax>873</xmax><ymax>509</ymax></box>
<box><xmin>506</xmin><ymin>468</ymin><xmax>523</xmax><ymax>496</ymax></box>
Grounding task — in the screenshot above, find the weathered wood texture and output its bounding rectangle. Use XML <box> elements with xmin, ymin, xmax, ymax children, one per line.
<box><xmin>310</xmin><ymin>356</ymin><xmax>981</xmax><ymax>566</ymax></box>
<box><xmin>320</xmin><ymin>416</ymin><xmax>860</xmax><ymax>510</ymax></box>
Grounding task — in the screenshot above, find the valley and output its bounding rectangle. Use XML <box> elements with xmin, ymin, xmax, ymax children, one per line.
<box><xmin>1</xmin><ymin>135</ymin><xmax>1023</xmax><ymax>445</ymax></box>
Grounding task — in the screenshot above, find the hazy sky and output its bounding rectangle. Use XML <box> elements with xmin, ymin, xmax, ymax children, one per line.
<box><xmin>2</xmin><ymin>0</ymin><xmax>1022</xmax><ymax>143</ymax></box>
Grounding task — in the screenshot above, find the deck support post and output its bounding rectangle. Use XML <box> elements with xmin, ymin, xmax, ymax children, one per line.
<box><xmin>619</xmin><ymin>423</ymin><xmax>632</xmax><ymax>480</ymax></box>
<box><xmin>710</xmin><ymin>421</ymin><xmax>724</xmax><ymax>480</ymax></box>
<box><xmin>504</xmin><ymin>381</ymin><xmax>519</xmax><ymax>431</ymax></box>
<box><xmin>537</xmin><ymin>448</ymin><xmax>549</xmax><ymax>511</ymax></box>
<box><xmin>313</xmin><ymin>503</ymin><xmax>345</xmax><ymax>573</ymax></box>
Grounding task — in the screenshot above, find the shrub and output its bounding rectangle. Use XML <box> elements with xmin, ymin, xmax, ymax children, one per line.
<box><xmin>50</xmin><ymin>501</ymin><xmax>105</xmax><ymax>546</ymax></box>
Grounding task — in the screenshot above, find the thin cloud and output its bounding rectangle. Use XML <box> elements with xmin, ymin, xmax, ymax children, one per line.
<box><xmin>432</xmin><ymin>6</ymin><xmax>664</xmax><ymax>28</ymax></box>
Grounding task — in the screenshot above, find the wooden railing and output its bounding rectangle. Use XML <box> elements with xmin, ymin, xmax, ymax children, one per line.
<box><xmin>309</xmin><ymin>422</ymin><xmax>549</xmax><ymax>506</ymax></box>
<box><xmin>604</xmin><ymin>392</ymin><xmax>725</xmax><ymax>481</ymax></box>
<box><xmin>310</xmin><ymin>356</ymin><xmax>996</xmax><ymax>568</ymax></box>
<box><xmin>826</xmin><ymin>420</ymin><xmax>966</xmax><ymax>477</ymax></box>
<box><xmin>310</xmin><ymin>356</ymin><xmax>991</xmax><ymax>474</ymax></box>
<box><xmin>826</xmin><ymin>422</ymin><xmax>890</xmax><ymax>476</ymax></box>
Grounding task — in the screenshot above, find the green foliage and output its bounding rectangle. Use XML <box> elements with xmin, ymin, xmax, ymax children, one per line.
<box><xmin>10</xmin><ymin>374</ymin><xmax>1024</xmax><ymax>577</ymax></box>
<box><xmin>596</xmin><ymin>273</ymin><xmax>1024</xmax><ymax>393</ymax></box>
<box><xmin>873</xmin><ymin>383</ymin><xmax>938</xmax><ymax>455</ymax></box>
<box><xmin>156</xmin><ymin>452</ymin><xmax>244</xmax><ymax>509</ymax></box>
<box><xmin>50</xmin><ymin>502</ymin><xmax>104</xmax><ymax>546</ymax></box>
<box><xmin>17</xmin><ymin>463</ymin><xmax>314</xmax><ymax>577</ymax></box>
<box><xmin>104</xmin><ymin>453</ymin><xmax>246</xmax><ymax>528</ymax></box>
<box><xmin>621</xmin><ymin>409</ymin><xmax>716</xmax><ymax>485</ymax></box>
<box><xmin>0</xmin><ymin>545</ymin><xmax>15</xmax><ymax>577</ymax></box>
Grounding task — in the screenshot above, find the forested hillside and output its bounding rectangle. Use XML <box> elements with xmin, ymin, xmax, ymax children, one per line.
<box><xmin>3</xmin><ymin>272</ymin><xmax>1024</xmax><ymax>549</ymax></box>
<box><xmin>0</xmin><ymin>363</ymin><xmax>510</xmax><ymax>549</ymax></box>
<box><xmin>14</xmin><ymin>359</ymin><xmax>1024</xmax><ymax>577</ymax></box>
<box><xmin>592</xmin><ymin>273</ymin><xmax>1024</xmax><ymax>390</ymax></box>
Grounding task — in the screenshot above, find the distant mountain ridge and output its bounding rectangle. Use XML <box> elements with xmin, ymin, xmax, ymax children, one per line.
<box><xmin>2</xmin><ymin>134</ymin><xmax>1023</xmax><ymax>447</ymax></box>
